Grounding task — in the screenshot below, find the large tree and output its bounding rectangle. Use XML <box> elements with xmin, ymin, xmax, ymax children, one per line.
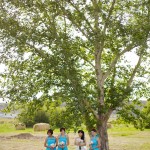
<box><xmin>0</xmin><ymin>0</ymin><xmax>150</xmax><ymax>150</ymax></box>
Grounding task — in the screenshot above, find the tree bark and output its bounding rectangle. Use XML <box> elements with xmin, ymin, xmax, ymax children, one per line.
<box><xmin>97</xmin><ymin>120</ymin><xmax>109</xmax><ymax>150</ymax></box>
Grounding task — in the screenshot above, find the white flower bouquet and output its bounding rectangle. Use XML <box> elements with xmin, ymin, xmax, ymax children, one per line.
<box><xmin>59</xmin><ymin>141</ymin><xmax>65</xmax><ymax>146</ymax></box>
<box><xmin>50</xmin><ymin>143</ymin><xmax>56</xmax><ymax>148</ymax></box>
<box><xmin>89</xmin><ymin>141</ymin><xmax>93</xmax><ymax>145</ymax></box>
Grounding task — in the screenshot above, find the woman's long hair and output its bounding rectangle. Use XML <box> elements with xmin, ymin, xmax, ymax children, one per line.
<box><xmin>78</xmin><ymin>130</ymin><xmax>85</xmax><ymax>141</ymax></box>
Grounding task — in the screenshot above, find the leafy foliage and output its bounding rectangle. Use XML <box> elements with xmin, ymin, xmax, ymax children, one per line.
<box><xmin>117</xmin><ymin>100</ymin><xmax>150</xmax><ymax>130</ymax></box>
<box><xmin>117</xmin><ymin>101</ymin><xmax>146</xmax><ymax>130</ymax></box>
<box><xmin>142</xmin><ymin>100</ymin><xmax>150</xmax><ymax>129</ymax></box>
<box><xmin>17</xmin><ymin>100</ymin><xmax>83</xmax><ymax>130</ymax></box>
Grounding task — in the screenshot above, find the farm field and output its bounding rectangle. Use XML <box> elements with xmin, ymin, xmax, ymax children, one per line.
<box><xmin>0</xmin><ymin>118</ymin><xmax>150</xmax><ymax>150</ymax></box>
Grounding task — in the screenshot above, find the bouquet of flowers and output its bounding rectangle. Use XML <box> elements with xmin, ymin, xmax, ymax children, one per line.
<box><xmin>59</xmin><ymin>141</ymin><xmax>65</xmax><ymax>146</ymax></box>
<box><xmin>89</xmin><ymin>141</ymin><xmax>93</xmax><ymax>150</ymax></box>
<box><xmin>50</xmin><ymin>143</ymin><xmax>56</xmax><ymax>148</ymax></box>
<box><xmin>89</xmin><ymin>141</ymin><xmax>93</xmax><ymax>145</ymax></box>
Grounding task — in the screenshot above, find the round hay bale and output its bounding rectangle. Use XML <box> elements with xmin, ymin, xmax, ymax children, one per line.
<box><xmin>15</xmin><ymin>123</ymin><xmax>26</xmax><ymax>130</ymax></box>
<box><xmin>107</xmin><ymin>123</ymin><xmax>112</xmax><ymax>129</ymax></box>
<box><xmin>0</xmin><ymin>121</ymin><xmax>4</xmax><ymax>124</ymax></box>
<box><xmin>33</xmin><ymin>123</ymin><xmax>50</xmax><ymax>131</ymax></box>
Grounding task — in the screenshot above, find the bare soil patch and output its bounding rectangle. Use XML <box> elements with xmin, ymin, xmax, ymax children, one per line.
<box><xmin>10</xmin><ymin>133</ymin><xmax>34</xmax><ymax>139</ymax></box>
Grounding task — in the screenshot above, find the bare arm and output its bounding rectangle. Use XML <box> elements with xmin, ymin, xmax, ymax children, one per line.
<box><xmin>97</xmin><ymin>137</ymin><xmax>101</xmax><ymax>148</ymax></box>
<box><xmin>44</xmin><ymin>137</ymin><xmax>48</xmax><ymax>148</ymax></box>
<box><xmin>74</xmin><ymin>137</ymin><xmax>78</xmax><ymax>145</ymax></box>
<box><xmin>54</xmin><ymin>137</ymin><xmax>57</xmax><ymax>148</ymax></box>
<box><xmin>56</xmin><ymin>136</ymin><xmax>59</xmax><ymax>146</ymax></box>
<box><xmin>80</xmin><ymin>139</ymin><xmax>86</xmax><ymax>146</ymax></box>
<box><xmin>89</xmin><ymin>138</ymin><xmax>92</xmax><ymax>150</ymax></box>
<box><xmin>67</xmin><ymin>135</ymin><xmax>70</xmax><ymax>146</ymax></box>
<box><xmin>75</xmin><ymin>138</ymin><xmax>86</xmax><ymax>146</ymax></box>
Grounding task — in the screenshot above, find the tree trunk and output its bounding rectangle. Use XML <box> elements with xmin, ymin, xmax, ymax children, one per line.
<box><xmin>97</xmin><ymin>120</ymin><xmax>109</xmax><ymax>150</ymax></box>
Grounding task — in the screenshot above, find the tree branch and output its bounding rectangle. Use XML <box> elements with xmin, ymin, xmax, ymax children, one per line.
<box><xmin>92</xmin><ymin>0</ymin><xmax>104</xmax><ymax>106</ymax></box>
<box><xmin>101</xmin><ymin>0</ymin><xmax>116</xmax><ymax>49</ymax></box>
<box><xmin>26</xmin><ymin>42</ymin><xmax>49</xmax><ymax>60</ymax></box>
<box><xmin>105</xmin><ymin>108</ymin><xmax>113</xmax><ymax>121</ymax></box>
<box><xmin>103</xmin><ymin>0</ymin><xmax>116</xmax><ymax>36</ymax></box>
<box><xmin>93</xmin><ymin>0</ymin><xmax>99</xmax><ymax>35</ymax></box>
<box><xmin>103</xmin><ymin>44</ymin><xmax>136</xmax><ymax>80</ymax></box>
<box><xmin>67</xmin><ymin>0</ymin><xmax>94</xmax><ymax>33</ymax></box>
<box><xmin>83</xmin><ymin>100</ymin><xmax>99</xmax><ymax>120</ymax></box>
<box><xmin>58</xmin><ymin>3</ymin><xmax>92</xmax><ymax>42</ymax></box>
<box><xmin>76</xmin><ymin>53</ymin><xmax>95</xmax><ymax>68</ymax></box>
<box><xmin>127</xmin><ymin>49</ymin><xmax>143</xmax><ymax>87</ymax></box>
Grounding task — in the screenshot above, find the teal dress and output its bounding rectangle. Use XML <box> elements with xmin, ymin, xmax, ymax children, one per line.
<box><xmin>46</xmin><ymin>136</ymin><xmax>56</xmax><ymax>150</ymax></box>
<box><xmin>58</xmin><ymin>135</ymin><xmax>68</xmax><ymax>150</ymax></box>
<box><xmin>90</xmin><ymin>136</ymin><xmax>99</xmax><ymax>150</ymax></box>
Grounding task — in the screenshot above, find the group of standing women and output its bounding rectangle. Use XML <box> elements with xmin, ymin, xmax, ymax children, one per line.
<box><xmin>44</xmin><ymin>128</ymin><xmax>101</xmax><ymax>150</ymax></box>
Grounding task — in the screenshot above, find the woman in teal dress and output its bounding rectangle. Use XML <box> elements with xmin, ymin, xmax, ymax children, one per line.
<box><xmin>89</xmin><ymin>129</ymin><xmax>101</xmax><ymax>150</ymax></box>
<box><xmin>57</xmin><ymin>127</ymin><xmax>69</xmax><ymax>150</ymax></box>
<box><xmin>44</xmin><ymin>129</ymin><xmax>57</xmax><ymax>150</ymax></box>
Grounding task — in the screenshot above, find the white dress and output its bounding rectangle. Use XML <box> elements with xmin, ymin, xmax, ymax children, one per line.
<box><xmin>75</xmin><ymin>137</ymin><xmax>87</xmax><ymax>150</ymax></box>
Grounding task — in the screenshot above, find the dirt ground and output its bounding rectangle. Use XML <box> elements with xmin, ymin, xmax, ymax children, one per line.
<box><xmin>0</xmin><ymin>132</ymin><xmax>82</xmax><ymax>150</ymax></box>
<box><xmin>0</xmin><ymin>131</ymin><xmax>150</xmax><ymax>150</ymax></box>
<box><xmin>0</xmin><ymin>133</ymin><xmax>43</xmax><ymax>150</ymax></box>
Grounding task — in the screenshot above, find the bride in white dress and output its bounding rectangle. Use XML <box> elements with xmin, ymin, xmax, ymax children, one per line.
<box><xmin>74</xmin><ymin>130</ymin><xmax>87</xmax><ymax>150</ymax></box>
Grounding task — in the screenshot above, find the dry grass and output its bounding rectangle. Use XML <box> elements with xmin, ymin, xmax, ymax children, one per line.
<box><xmin>0</xmin><ymin>118</ymin><xmax>150</xmax><ymax>150</ymax></box>
<box><xmin>109</xmin><ymin>131</ymin><xmax>150</xmax><ymax>150</ymax></box>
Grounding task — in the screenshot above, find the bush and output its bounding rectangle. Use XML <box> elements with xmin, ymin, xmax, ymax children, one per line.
<box><xmin>34</xmin><ymin>110</ymin><xmax>49</xmax><ymax>123</ymax></box>
<box><xmin>17</xmin><ymin>110</ymin><xmax>34</xmax><ymax>127</ymax></box>
<box><xmin>18</xmin><ymin>109</ymin><xmax>49</xmax><ymax>127</ymax></box>
<box><xmin>17</xmin><ymin>101</ymin><xmax>82</xmax><ymax>130</ymax></box>
<box><xmin>142</xmin><ymin>100</ymin><xmax>150</xmax><ymax>129</ymax></box>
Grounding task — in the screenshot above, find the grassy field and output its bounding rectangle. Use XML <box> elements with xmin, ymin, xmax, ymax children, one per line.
<box><xmin>0</xmin><ymin>118</ymin><xmax>150</xmax><ymax>150</ymax></box>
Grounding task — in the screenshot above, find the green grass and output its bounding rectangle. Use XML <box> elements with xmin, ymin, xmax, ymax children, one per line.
<box><xmin>140</xmin><ymin>143</ymin><xmax>150</xmax><ymax>150</ymax></box>
<box><xmin>0</xmin><ymin>118</ymin><xmax>33</xmax><ymax>133</ymax></box>
<box><xmin>0</xmin><ymin>123</ymin><xmax>34</xmax><ymax>133</ymax></box>
<box><xmin>108</xmin><ymin>124</ymin><xmax>139</xmax><ymax>137</ymax></box>
<box><xmin>0</xmin><ymin>118</ymin><xmax>14</xmax><ymax>133</ymax></box>
<box><xmin>0</xmin><ymin>118</ymin><xmax>149</xmax><ymax>135</ymax></box>
<box><xmin>0</xmin><ymin>122</ymin><xmax>15</xmax><ymax>133</ymax></box>
<box><xmin>0</xmin><ymin>118</ymin><xmax>82</xmax><ymax>134</ymax></box>
<box><xmin>107</xmin><ymin>124</ymin><xmax>150</xmax><ymax>150</ymax></box>
<box><xmin>0</xmin><ymin>118</ymin><xmax>150</xmax><ymax>150</ymax></box>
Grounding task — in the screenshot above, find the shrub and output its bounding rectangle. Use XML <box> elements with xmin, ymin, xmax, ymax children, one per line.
<box><xmin>34</xmin><ymin>110</ymin><xmax>49</xmax><ymax>123</ymax></box>
<box><xmin>18</xmin><ymin>109</ymin><xmax>49</xmax><ymax>127</ymax></box>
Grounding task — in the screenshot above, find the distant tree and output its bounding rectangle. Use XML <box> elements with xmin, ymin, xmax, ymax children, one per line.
<box><xmin>142</xmin><ymin>100</ymin><xmax>150</xmax><ymax>129</ymax></box>
<box><xmin>17</xmin><ymin>100</ymin><xmax>82</xmax><ymax>130</ymax></box>
<box><xmin>117</xmin><ymin>101</ymin><xmax>146</xmax><ymax>130</ymax></box>
<box><xmin>17</xmin><ymin>104</ymin><xmax>36</xmax><ymax>127</ymax></box>
<box><xmin>17</xmin><ymin>101</ymin><xmax>49</xmax><ymax>127</ymax></box>
<box><xmin>0</xmin><ymin>1</ymin><xmax>150</xmax><ymax>149</ymax></box>
<box><xmin>34</xmin><ymin>110</ymin><xmax>49</xmax><ymax>123</ymax></box>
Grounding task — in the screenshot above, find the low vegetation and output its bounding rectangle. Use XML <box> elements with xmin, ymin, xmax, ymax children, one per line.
<box><xmin>0</xmin><ymin>118</ymin><xmax>150</xmax><ymax>150</ymax></box>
